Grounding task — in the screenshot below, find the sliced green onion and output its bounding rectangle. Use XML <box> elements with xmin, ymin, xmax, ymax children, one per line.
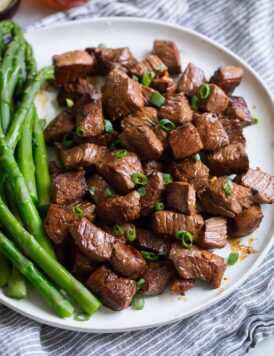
<box><xmin>223</xmin><ymin>178</ymin><xmax>234</xmax><ymax>196</ymax></box>
<box><xmin>132</xmin><ymin>75</ymin><xmax>139</xmax><ymax>82</ymax></box>
<box><xmin>140</xmin><ymin>250</ymin><xmax>159</xmax><ymax>261</ymax></box>
<box><xmin>159</xmin><ymin>118</ymin><xmax>176</xmax><ymax>132</ymax></box>
<box><xmin>154</xmin><ymin>202</ymin><xmax>165</xmax><ymax>211</ymax></box>
<box><xmin>115</xmin><ymin>149</ymin><xmax>128</xmax><ymax>159</ymax></box>
<box><xmin>98</xmin><ymin>43</ymin><xmax>107</xmax><ymax>48</ymax></box>
<box><xmin>131</xmin><ymin>173</ymin><xmax>148</xmax><ymax>185</ymax></box>
<box><xmin>126</xmin><ymin>226</ymin><xmax>136</xmax><ymax>242</ymax></box>
<box><xmin>142</xmin><ymin>72</ymin><xmax>155</xmax><ymax>87</ymax></box>
<box><xmin>150</xmin><ymin>91</ymin><xmax>165</xmax><ymax>108</ymax></box>
<box><xmin>73</xmin><ymin>312</ymin><xmax>90</xmax><ymax>321</ymax></box>
<box><xmin>191</xmin><ymin>96</ymin><xmax>199</xmax><ymax>111</ymax></box>
<box><xmin>132</xmin><ymin>292</ymin><xmax>145</xmax><ymax>310</ymax></box>
<box><xmin>193</xmin><ymin>153</ymin><xmax>201</xmax><ymax>162</ymax></box>
<box><xmin>113</xmin><ymin>224</ymin><xmax>123</xmax><ymax>236</ymax></box>
<box><xmin>137</xmin><ymin>187</ymin><xmax>146</xmax><ymax>196</ymax></box>
<box><xmin>227</xmin><ymin>252</ymin><xmax>239</xmax><ymax>265</ymax></box>
<box><xmin>162</xmin><ymin>173</ymin><xmax>173</xmax><ymax>185</ymax></box>
<box><xmin>76</xmin><ymin>128</ymin><xmax>86</xmax><ymax>137</ymax></box>
<box><xmin>72</xmin><ymin>206</ymin><xmax>84</xmax><ymax>218</ymax></box>
<box><xmin>104</xmin><ymin>119</ymin><xmax>113</xmax><ymax>134</ymax></box>
<box><xmin>155</xmin><ymin>64</ymin><xmax>167</xmax><ymax>71</ymax></box>
<box><xmin>105</xmin><ymin>186</ymin><xmax>115</xmax><ymax>197</ymax></box>
<box><xmin>109</xmin><ymin>139</ymin><xmax>122</xmax><ymax>151</ymax></box>
<box><xmin>66</xmin><ymin>98</ymin><xmax>74</xmax><ymax>108</ymax></box>
<box><xmin>199</xmin><ymin>84</ymin><xmax>211</xmax><ymax>99</ymax></box>
<box><xmin>39</xmin><ymin>119</ymin><xmax>47</xmax><ymax>130</ymax></box>
<box><xmin>175</xmin><ymin>230</ymin><xmax>193</xmax><ymax>249</ymax></box>
<box><xmin>89</xmin><ymin>185</ymin><xmax>96</xmax><ymax>196</ymax></box>
<box><xmin>62</xmin><ymin>131</ymin><xmax>75</xmax><ymax>148</ymax></box>
<box><xmin>136</xmin><ymin>278</ymin><xmax>145</xmax><ymax>290</ymax></box>
<box><xmin>252</xmin><ymin>115</ymin><xmax>259</xmax><ymax>125</ymax></box>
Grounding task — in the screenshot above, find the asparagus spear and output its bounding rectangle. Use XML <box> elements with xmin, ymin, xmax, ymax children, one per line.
<box><xmin>0</xmin><ymin>20</ymin><xmax>23</xmax><ymax>57</ymax></box>
<box><xmin>0</xmin><ymin>231</ymin><xmax>74</xmax><ymax>317</ymax></box>
<box><xmin>0</xmin><ymin>253</ymin><xmax>11</xmax><ymax>288</ymax></box>
<box><xmin>6</xmin><ymin>267</ymin><xmax>27</xmax><ymax>299</ymax></box>
<box><xmin>0</xmin><ymin>198</ymin><xmax>102</xmax><ymax>316</ymax></box>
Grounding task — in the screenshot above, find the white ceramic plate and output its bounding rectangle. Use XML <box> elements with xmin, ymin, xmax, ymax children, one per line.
<box><xmin>0</xmin><ymin>17</ymin><xmax>273</xmax><ymax>333</ymax></box>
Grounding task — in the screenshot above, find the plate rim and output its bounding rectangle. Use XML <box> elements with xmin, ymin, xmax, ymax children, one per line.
<box><xmin>2</xmin><ymin>16</ymin><xmax>272</xmax><ymax>333</ymax></box>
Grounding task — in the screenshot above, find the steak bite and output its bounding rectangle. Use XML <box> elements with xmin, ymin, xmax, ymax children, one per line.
<box><xmin>169</xmin><ymin>243</ymin><xmax>226</xmax><ymax>288</ymax></box>
<box><xmin>199</xmin><ymin>177</ymin><xmax>253</xmax><ymax>218</ymax></box>
<box><xmin>177</xmin><ymin>63</ymin><xmax>206</xmax><ymax>96</ymax></box>
<box><xmin>197</xmin><ymin>217</ymin><xmax>227</xmax><ymax>249</ymax></box>
<box><xmin>207</xmin><ymin>143</ymin><xmax>249</xmax><ymax>176</ymax></box>
<box><xmin>166</xmin><ymin>182</ymin><xmax>196</xmax><ymax>215</ymax></box>
<box><xmin>97</xmin><ymin>151</ymin><xmax>143</xmax><ymax>194</ymax></box>
<box><xmin>97</xmin><ymin>191</ymin><xmax>141</xmax><ymax>224</ymax></box>
<box><xmin>210</xmin><ymin>66</ymin><xmax>244</xmax><ymax>94</ymax></box>
<box><xmin>72</xmin><ymin>250</ymin><xmax>98</xmax><ymax>277</ymax></box>
<box><xmin>219</xmin><ymin>114</ymin><xmax>246</xmax><ymax>145</ymax></box>
<box><xmin>119</xmin><ymin>125</ymin><xmax>164</xmax><ymax>161</ymax></box>
<box><xmin>158</xmin><ymin>93</ymin><xmax>193</xmax><ymax>125</ymax></box>
<box><xmin>68</xmin><ymin>200</ymin><xmax>96</xmax><ymax>222</ymax></box>
<box><xmin>57</xmin><ymin>78</ymin><xmax>96</xmax><ymax>106</ymax></box>
<box><xmin>69</xmin><ymin>217</ymin><xmax>114</xmax><ymax>262</ymax></box>
<box><xmin>143</xmin><ymin>160</ymin><xmax>164</xmax><ymax>176</ymax></box>
<box><xmin>169</xmin><ymin>123</ymin><xmax>203</xmax><ymax>160</ymax></box>
<box><xmin>140</xmin><ymin>261</ymin><xmax>176</xmax><ymax>296</ymax></box>
<box><xmin>153</xmin><ymin>40</ymin><xmax>181</xmax><ymax>74</ymax></box>
<box><xmin>194</xmin><ymin>113</ymin><xmax>229</xmax><ymax>151</ymax></box>
<box><xmin>140</xmin><ymin>85</ymin><xmax>155</xmax><ymax>105</ymax></box>
<box><xmin>135</xmin><ymin>228</ymin><xmax>171</xmax><ymax>255</ymax></box>
<box><xmin>151</xmin><ymin>77</ymin><xmax>176</xmax><ymax>94</ymax></box>
<box><xmin>44</xmin><ymin>111</ymin><xmax>75</xmax><ymax>144</ymax></box>
<box><xmin>52</xmin><ymin>170</ymin><xmax>87</xmax><ymax>205</ymax></box>
<box><xmin>140</xmin><ymin>172</ymin><xmax>165</xmax><ymax>216</ymax></box>
<box><xmin>224</xmin><ymin>96</ymin><xmax>252</xmax><ymax>127</ymax></box>
<box><xmin>169</xmin><ymin>277</ymin><xmax>195</xmax><ymax>295</ymax></box>
<box><xmin>152</xmin><ymin>211</ymin><xmax>204</xmax><ymax>239</ymax></box>
<box><xmin>131</xmin><ymin>54</ymin><xmax>167</xmax><ymax>77</ymax></box>
<box><xmin>121</xmin><ymin>107</ymin><xmax>158</xmax><ymax>130</ymax></box>
<box><xmin>228</xmin><ymin>205</ymin><xmax>263</xmax><ymax>238</ymax></box>
<box><xmin>235</xmin><ymin>168</ymin><xmax>274</xmax><ymax>204</ymax></box>
<box><xmin>103</xmin><ymin>69</ymin><xmax>144</xmax><ymax>120</ymax></box>
<box><xmin>110</xmin><ymin>240</ymin><xmax>146</xmax><ymax>279</ymax></box>
<box><xmin>86</xmin><ymin>266</ymin><xmax>136</xmax><ymax>311</ymax></box>
<box><xmin>86</xmin><ymin>174</ymin><xmax>114</xmax><ymax>205</ymax></box>
<box><xmin>200</xmin><ymin>84</ymin><xmax>229</xmax><ymax>113</ymax></box>
<box><xmin>53</xmin><ymin>50</ymin><xmax>95</xmax><ymax>86</ymax></box>
<box><xmin>169</xmin><ymin>158</ymin><xmax>209</xmax><ymax>191</ymax></box>
<box><xmin>75</xmin><ymin>97</ymin><xmax>104</xmax><ymax>137</ymax></box>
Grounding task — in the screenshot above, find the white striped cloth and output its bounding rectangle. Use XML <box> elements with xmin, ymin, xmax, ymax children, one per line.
<box><xmin>1</xmin><ymin>1</ymin><xmax>273</xmax><ymax>355</ymax></box>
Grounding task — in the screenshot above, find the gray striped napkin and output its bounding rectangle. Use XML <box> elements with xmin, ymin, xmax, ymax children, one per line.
<box><xmin>1</xmin><ymin>1</ymin><xmax>273</xmax><ymax>355</ymax></box>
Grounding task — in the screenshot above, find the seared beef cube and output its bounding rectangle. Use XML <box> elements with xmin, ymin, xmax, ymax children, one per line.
<box><xmin>69</xmin><ymin>217</ymin><xmax>114</xmax><ymax>262</ymax></box>
<box><xmin>97</xmin><ymin>151</ymin><xmax>143</xmax><ymax>194</ymax></box>
<box><xmin>110</xmin><ymin>240</ymin><xmax>146</xmax><ymax>279</ymax></box>
<box><xmin>52</xmin><ymin>170</ymin><xmax>87</xmax><ymax>204</ymax></box>
<box><xmin>152</xmin><ymin>211</ymin><xmax>204</xmax><ymax>239</ymax></box>
<box><xmin>140</xmin><ymin>262</ymin><xmax>175</xmax><ymax>296</ymax></box>
<box><xmin>140</xmin><ymin>172</ymin><xmax>165</xmax><ymax>216</ymax></box>
<box><xmin>153</xmin><ymin>40</ymin><xmax>181</xmax><ymax>74</ymax></box>
<box><xmin>207</xmin><ymin>143</ymin><xmax>249</xmax><ymax>176</ymax></box>
<box><xmin>200</xmin><ymin>84</ymin><xmax>229</xmax><ymax>113</ymax></box>
<box><xmin>86</xmin><ymin>174</ymin><xmax>114</xmax><ymax>204</ymax></box>
<box><xmin>75</xmin><ymin>97</ymin><xmax>104</xmax><ymax>137</ymax></box>
<box><xmin>103</xmin><ymin>69</ymin><xmax>144</xmax><ymax>119</ymax></box>
<box><xmin>169</xmin><ymin>123</ymin><xmax>203</xmax><ymax>160</ymax></box>
<box><xmin>121</xmin><ymin>107</ymin><xmax>158</xmax><ymax>130</ymax></box>
<box><xmin>49</xmin><ymin>161</ymin><xmax>61</xmax><ymax>177</ymax></box>
<box><xmin>131</xmin><ymin>54</ymin><xmax>167</xmax><ymax>77</ymax></box>
<box><xmin>169</xmin><ymin>243</ymin><xmax>226</xmax><ymax>288</ymax></box>
<box><xmin>199</xmin><ymin>177</ymin><xmax>253</xmax><ymax>218</ymax></box>
<box><xmin>210</xmin><ymin>66</ymin><xmax>244</xmax><ymax>94</ymax></box>
<box><xmin>153</xmin><ymin>126</ymin><xmax>168</xmax><ymax>149</ymax></box>
<box><xmin>57</xmin><ymin>78</ymin><xmax>96</xmax><ymax>106</ymax></box>
<box><xmin>158</xmin><ymin>93</ymin><xmax>193</xmax><ymax>125</ymax></box>
<box><xmin>169</xmin><ymin>278</ymin><xmax>195</xmax><ymax>295</ymax></box>
<box><xmin>140</xmin><ymin>85</ymin><xmax>155</xmax><ymax>105</ymax></box>
<box><xmin>235</xmin><ymin>168</ymin><xmax>274</xmax><ymax>204</ymax></box>
<box><xmin>74</xmin><ymin>130</ymin><xmax>118</xmax><ymax>148</ymax></box>
<box><xmin>228</xmin><ymin>205</ymin><xmax>263</xmax><ymax>238</ymax></box>
<box><xmin>68</xmin><ymin>200</ymin><xmax>96</xmax><ymax>222</ymax></box>
<box><xmin>61</xmin><ymin>143</ymin><xmax>107</xmax><ymax>170</ymax></box>
<box><xmin>97</xmin><ymin>191</ymin><xmax>141</xmax><ymax>224</ymax></box>
<box><xmin>219</xmin><ymin>114</ymin><xmax>246</xmax><ymax>145</ymax></box>
<box><xmin>143</xmin><ymin>160</ymin><xmax>164</xmax><ymax>176</ymax></box>
<box><xmin>53</xmin><ymin>50</ymin><xmax>95</xmax><ymax>86</ymax></box>
<box><xmin>197</xmin><ymin>217</ymin><xmax>227</xmax><ymax>249</ymax></box>
<box><xmin>194</xmin><ymin>113</ymin><xmax>229</xmax><ymax>151</ymax></box>
<box><xmin>136</xmin><ymin>228</ymin><xmax>171</xmax><ymax>255</ymax></box>
<box><xmin>169</xmin><ymin>158</ymin><xmax>209</xmax><ymax>191</ymax></box>
<box><xmin>120</xmin><ymin>125</ymin><xmax>164</xmax><ymax>161</ymax></box>
<box><xmin>151</xmin><ymin>77</ymin><xmax>176</xmax><ymax>94</ymax></box>
<box><xmin>177</xmin><ymin>63</ymin><xmax>206</xmax><ymax>96</ymax></box>
<box><xmin>44</xmin><ymin>111</ymin><xmax>75</xmax><ymax>144</ymax></box>
<box><xmin>224</xmin><ymin>96</ymin><xmax>252</xmax><ymax>127</ymax></box>
<box><xmin>72</xmin><ymin>250</ymin><xmax>98</xmax><ymax>276</ymax></box>
<box><xmin>166</xmin><ymin>182</ymin><xmax>196</xmax><ymax>215</ymax></box>
<box><xmin>86</xmin><ymin>266</ymin><xmax>136</xmax><ymax>310</ymax></box>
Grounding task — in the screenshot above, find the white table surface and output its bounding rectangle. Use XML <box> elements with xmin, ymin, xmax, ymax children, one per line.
<box><xmin>12</xmin><ymin>1</ymin><xmax>274</xmax><ymax>354</ymax></box>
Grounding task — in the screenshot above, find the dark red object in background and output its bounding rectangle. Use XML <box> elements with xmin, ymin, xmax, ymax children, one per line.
<box><xmin>0</xmin><ymin>0</ymin><xmax>21</xmax><ymax>20</ymax></box>
<box><xmin>40</xmin><ymin>0</ymin><xmax>89</xmax><ymax>9</ymax></box>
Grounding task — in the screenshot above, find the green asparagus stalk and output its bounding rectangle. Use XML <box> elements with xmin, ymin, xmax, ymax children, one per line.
<box><xmin>33</xmin><ymin>110</ymin><xmax>51</xmax><ymax>214</ymax></box>
<box><xmin>0</xmin><ymin>253</ymin><xmax>11</xmax><ymax>287</ymax></box>
<box><xmin>0</xmin><ymin>20</ymin><xmax>23</xmax><ymax>57</ymax></box>
<box><xmin>0</xmin><ymin>198</ymin><xmax>102</xmax><ymax>316</ymax></box>
<box><xmin>0</xmin><ymin>231</ymin><xmax>74</xmax><ymax>317</ymax></box>
<box><xmin>25</xmin><ymin>43</ymin><xmax>37</xmax><ymax>83</ymax></box>
<box><xmin>6</xmin><ymin>266</ymin><xmax>27</xmax><ymax>299</ymax></box>
<box><xmin>17</xmin><ymin>106</ymin><xmax>38</xmax><ymax>204</ymax></box>
<box><xmin>6</xmin><ymin>66</ymin><xmax>54</xmax><ymax>152</ymax></box>
<box><xmin>4</xmin><ymin>180</ymin><xmax>22</xmax><ymax>223</ymax></box>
